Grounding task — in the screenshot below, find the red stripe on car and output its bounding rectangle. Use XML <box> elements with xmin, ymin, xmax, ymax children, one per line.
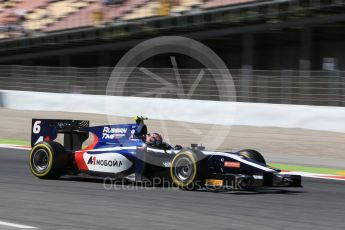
<box><xmin>74</xmin><ymin>134</ymin><xmax>99</xmax><ymax>170</ymax></box>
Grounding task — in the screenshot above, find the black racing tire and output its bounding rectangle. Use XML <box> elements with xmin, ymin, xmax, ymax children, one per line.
<box><xmin>238</xmin><ymin>149</ymin><xmax>266</xmax><ymax>165</ymax></box>
<box><xmin>170</xmin><ymin>151</ymin><xmax>207</xmax><ymax>191</ymax></box>
<box><xmin>29</xmin><ymin>141</ymin><xmax>67</xmax><ymax>179</ymax></box>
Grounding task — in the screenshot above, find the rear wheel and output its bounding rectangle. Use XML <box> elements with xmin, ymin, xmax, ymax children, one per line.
<box><xmin>170</xmin><ymin>151</ymin><xmax>207</xmax><ymax>191</ymax></box>
<box><xmin>29</xmin><ymin>141</ymin><xmax>67</xmax><ymax>179</ymax></box>
<box><xmin>238</xmin><ymin>149</ymin><xmax>266</xmax><ymax>165</ymax></box>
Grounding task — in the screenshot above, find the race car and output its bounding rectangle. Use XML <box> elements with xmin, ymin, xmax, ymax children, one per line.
<box><xmin>28</xmin><ymin>117</ymin><xmax>302</xmax><ymax>190</ymax></box>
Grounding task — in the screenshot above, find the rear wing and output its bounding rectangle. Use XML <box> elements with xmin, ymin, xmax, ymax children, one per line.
<box><xmin>31</xmin><ymin>119</ymin><xmax>89</xmax><ymax>150</ymax></box>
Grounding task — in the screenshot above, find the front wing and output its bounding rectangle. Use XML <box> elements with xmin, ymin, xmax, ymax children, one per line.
<box><xmin>205</xmin><ymin>172</ymin><xmax>302</xmax><ymax>190</ymax></box>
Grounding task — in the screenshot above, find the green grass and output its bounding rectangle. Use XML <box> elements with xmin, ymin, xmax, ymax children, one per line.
<box><xmin>270</xmin><ymin>163</ymin><xmax>345</xmax><ymax>176</ymax></box>
<box><xmin>0</xmin><ymin>139</ymin><xmax>30</xmax><ymax>146</ymax></box>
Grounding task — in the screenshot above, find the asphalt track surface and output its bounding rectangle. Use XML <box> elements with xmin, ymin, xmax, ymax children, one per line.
<box><xmin>0</xmin><ymin>148</ymin><xmax>344</xmax><ymax>230</ymax></box>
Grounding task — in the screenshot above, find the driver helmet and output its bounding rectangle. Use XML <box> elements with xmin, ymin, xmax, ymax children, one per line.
<box><xmin>146</xmin><ymin>133</ymin><xmax>163</xmax><ymax>147</ymax></box>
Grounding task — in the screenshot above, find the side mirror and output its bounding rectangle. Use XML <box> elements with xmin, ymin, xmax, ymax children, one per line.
<box><xmin>191</xmin><ymin>144</ymin><xmax>198</xmax><ymax>149</ymax></box>
<box><xmin>174</xmin><ymin>145</ymin><xmax>183</xmax><ymax>150</ymax></box>
<box><xmin>191</xmin><ymin>144</ymin><xmax>205</xmax><ymax>150</ymax></box>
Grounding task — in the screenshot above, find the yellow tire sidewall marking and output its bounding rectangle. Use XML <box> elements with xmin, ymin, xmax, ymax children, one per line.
<box><xmin>239</xmin><ymin>151</ymin><xmax>251</xmax><ymax>159</ymax></box>
<box><xmin>170</xmin><ymin>152</ymin><xmax>197</xmax><ymax>187</ymax></box>
<box><xmin>29</xmin><ymin>143</ymin><xmax>53</xmax><ymax>177</ymax></box>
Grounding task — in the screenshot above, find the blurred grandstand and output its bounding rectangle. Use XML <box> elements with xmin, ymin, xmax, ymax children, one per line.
<box><xmin>0</xmin><ymin>0</ymin><xmax>255</xmax><ymax>36</ymax></box>
<box><xmin>0</xmin><ymin>0</ymin><xmax>344</xmax><ymax>70</ymax></box>
<box><xmin>0</xmin><ymin>0</ymin><xmax>345</xmax><ymax>107</ymax></box>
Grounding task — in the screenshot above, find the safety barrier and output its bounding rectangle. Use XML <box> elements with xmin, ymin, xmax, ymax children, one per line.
<box><xmin>1</xmin><ymin>89</ymin><xmax>345</xmax><ymax>133</ymax></box>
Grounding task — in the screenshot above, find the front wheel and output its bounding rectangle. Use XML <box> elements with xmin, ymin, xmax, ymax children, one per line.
<box><xmin>238</xmin><ymin>149</ymin><xmax>266</xmax><ymax>165</ymax></box>
<box><xmin>29</xmin><ymin>141</ymin><xmax>67</xmax><ymax>179</ymax></box>
<box><xmin>170</xmin><ymin>151</ymin><xmax>207</xmax><ymax>191</ymax></box>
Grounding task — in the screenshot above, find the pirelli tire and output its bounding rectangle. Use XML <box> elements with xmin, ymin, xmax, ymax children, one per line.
<box><xmin>238</xmin><ymin>149</ymin><xmax>266</xmax><ymax>165</ymax></box>
<box><xmin>29</xmin><ymin>141</ymin><xmax>67</xmax><ymax>179</ymax></box>
<box><xmin>170</xmin><ymin>151</ymin><xmax>207</xmax><ymax>191</ymax></box>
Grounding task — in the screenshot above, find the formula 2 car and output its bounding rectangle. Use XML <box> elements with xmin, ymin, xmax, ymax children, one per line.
<box><xmin>28</xmin><ymin>118</ymin><xmax>302</xmax><ymax>190</ymax></box>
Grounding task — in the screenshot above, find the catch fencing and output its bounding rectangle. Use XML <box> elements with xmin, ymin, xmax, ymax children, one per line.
<box><xmin>0</xmin><ymin>65</ymin><xmax>344</xmax><ymax>107</ymax></box>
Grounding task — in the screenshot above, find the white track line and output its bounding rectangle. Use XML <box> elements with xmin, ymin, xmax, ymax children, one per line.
<box><xmin>0</xmin><ymin>220</ymin><xmax>36</xmax><ymax>229</ymax></box>
<box><xmin>0</xmin><ymin>144</ymin><xmax>31</xmax><ymax>150</ymax></box>
<box><xmin>280</xmin><ymin>171</ymin><xmax>345</xmax><ymax>181</ymax></box>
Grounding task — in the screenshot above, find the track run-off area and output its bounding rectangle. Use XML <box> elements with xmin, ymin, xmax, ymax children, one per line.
<box><xmin>0</xmin><ymin>147</ymin><xmax>344</xmax><ymax>230</ymax></box>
